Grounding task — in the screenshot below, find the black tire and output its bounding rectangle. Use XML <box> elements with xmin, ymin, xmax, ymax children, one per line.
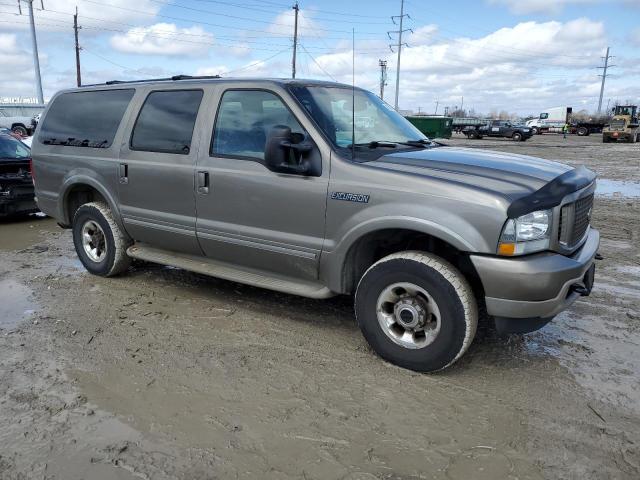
<box><xmin>531</xmin><ymin>127</ymin><xmax>539</xmax><ymax>135</ymax></box>
<box><xmin>72</xmin><ymin>201</ymin><xmax>132</xmax><ymax>276</ymax></box>
<box><xmin>11</xmin><ymin>124</ymin><xmax>28</xmax><ymax>136</ymax></box>
<box><xmin>577</xmin><ymin>127</ymin><xmax>588</xmax><ymax>136</ymax></box>
<box><xmin>355</xmin><ymin>251</ymin><xmax>478</xmax><ymax>372</ymax></box>
<box><xmin>512</xmin><ymin>132</ymin><xmax>523</xmax><ymax>141</ymax></box>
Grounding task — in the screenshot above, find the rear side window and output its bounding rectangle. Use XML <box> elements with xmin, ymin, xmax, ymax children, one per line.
<box><xmin>38</xmin><ymin>89</ymin><xmax>134</xmax><ymax>148</ymax></box>
<box><xmin>131</xmin><ymin>90</ymin><xmax>203</xmax><ymax>155</ymax></box>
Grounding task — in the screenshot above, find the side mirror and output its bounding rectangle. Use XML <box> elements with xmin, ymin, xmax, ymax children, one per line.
<box><xmin>264</xmin><ymin>125</ymin><xmax>316</xmax><ymax>175</ymax></box>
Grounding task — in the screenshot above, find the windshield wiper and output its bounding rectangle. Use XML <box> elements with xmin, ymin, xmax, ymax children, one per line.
<box><xmin>346</xmin><ymin>141</ymin><xmax>398</xmax><ymax>149</ymax></box>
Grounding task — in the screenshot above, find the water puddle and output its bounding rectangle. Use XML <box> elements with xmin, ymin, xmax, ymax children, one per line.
<box><xmin>596</xmin><ymin>179</ymin><xmax>640</xmax><ymax>198</ymax></box>
<box><xmin>0</xmin><ymin>279</ymin><xmax>35</xmax><ymax>329</ymax></box>
<box><xmin>0</xmin><ymin>216</ymin><xmax>59</xmax><ymax>251</ymax></box>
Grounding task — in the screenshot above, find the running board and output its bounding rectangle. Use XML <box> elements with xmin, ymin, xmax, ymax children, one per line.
<box><xmin>126</xmin><ymin>244</ymin><xmax>335</xmax><ymax>299</ymax></box>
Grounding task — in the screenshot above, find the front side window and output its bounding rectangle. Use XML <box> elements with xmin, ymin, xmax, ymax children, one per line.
<box><xmin>38</xmin><ymin>89</ymin><xmax>134</xmax><ymax>148</ymax></box>
<box><xmin>212</xmin><ymin>90</ymin><xmax>304</xmax><ymax>160</ymax></box>
<box><xmin>289</xmin><ymin>85</ymin><xmax>425</xmax><ymax>150</ymax></box>
<box><xmin>131</xmin><ymin>90</ymin><xmax>203</xmax><ymax>154</ymax></box>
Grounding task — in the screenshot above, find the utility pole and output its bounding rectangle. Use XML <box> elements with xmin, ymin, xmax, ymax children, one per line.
<box><xmin>378</xmin><ymin>60</ymin><xmax>387</xmax><ymax>100</ymax></box>
<box><xmin>460</xmin><ymin>96</ymin><xmax>464</xmax><ymax>114</ymax></box>
<box><xmin>291</xmin><ymin>2</ymin><xmax>299</xmax><ymax>79</ymax></box>
<box><xmin>434</xmin><ymin>100</ymin><xmax>439</xmax><ymax>115</ymax></box>
<box><xmin>597</xmin><ymin>47</ymin><xmax>615</xmax><ymax>114</ymax></box>
<box><xmin>19</xmin><ymin>0</ymin><xmax>44</xmax><ymax>104</ymax></box>
<box><xmin>389</xmin><ymin>0</ymin><xmax>411</xmax><ymax>111</ymax></box>
<box><xmin>74</xmin><ymin>6</ymin><xmax>82</xmax><ymax>87</ymax></box>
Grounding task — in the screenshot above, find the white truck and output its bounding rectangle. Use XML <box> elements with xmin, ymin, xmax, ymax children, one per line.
<box><xmin>0</xmin><ymin>111</ymin><xmax>36</xmax><ymax>136</ymax></box>
<box><xmin>526</xmin><ymin>106</ymin><xmax>605</xmax><ymax>136</ymax></box>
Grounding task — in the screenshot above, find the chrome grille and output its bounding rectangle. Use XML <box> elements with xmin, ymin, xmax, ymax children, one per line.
<box><xmin>558</xmin><ymin>193</ymin><xmax>593</xmax><ymax>247</ymax></box>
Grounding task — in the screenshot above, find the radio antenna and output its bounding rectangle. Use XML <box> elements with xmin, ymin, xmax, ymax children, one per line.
<box><xmin>351</xmin><ymin>28</ymin><xmax>355</xmax><ymax>161</ymax></box>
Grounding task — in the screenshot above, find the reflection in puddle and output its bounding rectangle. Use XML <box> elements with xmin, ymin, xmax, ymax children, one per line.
<box><xmin>596</xmin><ymin>179</ymin><xmax>640</xmax><ymax>198</ymax></box>
<box><xmin>0</xmin><ymin>279</ymin><xmax>35</xmax><ymax>329</ymax></box>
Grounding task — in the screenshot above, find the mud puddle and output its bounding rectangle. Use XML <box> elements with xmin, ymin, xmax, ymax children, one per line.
<box><xmin>0</xmin><ymin>215</ymin><xmax>59</xmax><ymax>251</ymax></box>
<box><xmin>0</xmin><ymin>279</ymin><xmax>35</xmax><ymax>329</ymax></box>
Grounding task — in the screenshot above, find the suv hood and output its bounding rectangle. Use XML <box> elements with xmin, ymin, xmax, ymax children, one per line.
<box><xmin>370</xmin><ymin>147</ymin><xmax>573</xmax><ymax>199</ymax></box>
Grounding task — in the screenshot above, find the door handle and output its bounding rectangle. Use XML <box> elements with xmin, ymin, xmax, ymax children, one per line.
<box><xmin>119</xmin><ymin>163</ymin><xmax>128</xmax><ymax>184</ymax></box>
<box><xmin>197</xmin><ymin>171</ymin><xmax>209</xmax><ymax>194</ymax></box>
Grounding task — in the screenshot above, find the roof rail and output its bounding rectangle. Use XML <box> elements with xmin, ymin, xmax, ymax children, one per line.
<box><xmin>103</xmin><ymin>74</ymin><xmax>221</xmax><ymax>86</ymax></box>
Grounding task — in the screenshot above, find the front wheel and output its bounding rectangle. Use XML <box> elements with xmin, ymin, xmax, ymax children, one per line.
<box><xmin>72</xmin><ymin>202</ymin><xmax>132</xmax><ymax>276</ymax></box>
<box><xmin>355</xmin><ymin>251</ymin><xmax>478</xmax><ymax>372</ymax></box>
<box><xmin>512</xmin><ymin>132</ymin><xmax>523</xmax><ymax>141</ymax></box>
<box><xmin>531</xmin><ymin>127</ymin><xmax>539</xmax><ymax>135</ymax></box>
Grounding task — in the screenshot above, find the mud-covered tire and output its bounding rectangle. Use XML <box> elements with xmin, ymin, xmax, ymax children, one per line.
<box><xmin>355</xmin><ymin>251</ymin><xmax>478</xmax><ymax>372</ymax></box>
<box><xmin>72</xmin><ymin>202</ymin><xmax>132</xmax><ymax>276</ymax></box>
<box><xmin>11</xmin><ymin>124</ymin><xmax>28</xmax><ymax>137</ymax></box>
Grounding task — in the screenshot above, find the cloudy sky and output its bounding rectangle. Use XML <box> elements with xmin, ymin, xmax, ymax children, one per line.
<box><xmin>1</xmin><ymin>0</ymin><xmax>639</xmax><ymax>115</ymax></box>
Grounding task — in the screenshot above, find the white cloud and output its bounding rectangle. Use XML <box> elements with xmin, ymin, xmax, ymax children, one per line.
<box><xmin>2</xmin><ymin>0</ymin><xmax>160</xmax><ymax>33</ymax></box>
<box><xmin>302</xmin><ymin>18</ymin><xmax>623</xmax><ymax>114</ymax></box>
<box><xmin>110</xmin><ymin>23</ymin><xmax>214</xmax><ymax>56</ymax></box>
<box><xmin>0</xmin><ymin>33</ymin><xmax>47</xmax><ymax>97</ymax></box>
<box><xmin>487</xmin><ymin>0</ymin><xmax>600</xmax><ymax>15</ymax></box>
<box><xmin>266</xmin><ymin>8</ymin><xmax>324</xmax><ymax>39</ymax></box>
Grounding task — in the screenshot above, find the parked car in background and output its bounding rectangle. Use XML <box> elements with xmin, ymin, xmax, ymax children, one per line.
<box><xmin>465</xmin><ymin>120</ymin><xmax>533</xmax><ymax>141</ymax></box>
<box><xmin>0</xmin><ymin>111</ymin><xmax>36</xmax><ymax>136</ymax></box>
<box><xmin>0</xmin><ymin>132</ymin><xmax>38</xmax><ymax>217</ymax></box>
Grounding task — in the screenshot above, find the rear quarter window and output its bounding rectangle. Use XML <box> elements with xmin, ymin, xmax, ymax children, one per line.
<box><xmin>38</xmin><ymin>89</ymin><xmax>134</xmax><ymax>148</ymax></box>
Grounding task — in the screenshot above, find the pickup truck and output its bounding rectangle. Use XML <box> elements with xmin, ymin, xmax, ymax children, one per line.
<box><xmin>31</xmin><ymin>77</ymin><xmax>599</xmax><ymax>372</ymax></box>
<box><xmin>0</xmin><ymin>111</ymin><xmax>36</xmax><ymax>136</ymax></box>
<box><xmin>465</xmin><ymin>120</ymin><xmax>533</xmax><ymax>141</ymax></box>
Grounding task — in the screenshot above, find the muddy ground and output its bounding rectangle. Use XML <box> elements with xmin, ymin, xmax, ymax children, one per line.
<box><xmin>0</xmin><ymin>134</ymin><xmax>639</xmax><ymax>479</ymax></box>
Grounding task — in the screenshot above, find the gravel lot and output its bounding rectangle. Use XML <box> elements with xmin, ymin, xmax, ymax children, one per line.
<box><xmin>1</xmin><ymin>133</ymin><xmax>639</xmax><ymax>479</ymax></box>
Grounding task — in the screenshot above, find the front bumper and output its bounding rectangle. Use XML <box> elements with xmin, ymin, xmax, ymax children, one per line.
<box><xmin>470</xmin><ymin>228</ymin><xmax>599</xmax><ymax>324</ymax></box>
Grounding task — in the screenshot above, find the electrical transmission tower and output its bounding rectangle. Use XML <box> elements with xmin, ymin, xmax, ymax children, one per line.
<box><xmin>18</xmin><ymin>0</ymin><xmax>44</xmax><ymax>104</ymax></box>
<box><xmin>597</xmin><ymin>47</ymin><xmax>615</xmax><ymax>114</ymax></box>
<box><xmin>388</xmin><ymin>0</ymin><xmax>411</xmax><ymax>111</ymax></box>
<box><xmin>378</xmin><ymin>60</ymin><xmax>388</xmax><ymax>100</ymax></box>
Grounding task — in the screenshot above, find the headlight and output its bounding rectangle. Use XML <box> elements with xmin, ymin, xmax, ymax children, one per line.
<box><xmin>498</xmin><ymin>209</ymin><xmax>552</xmax><ymax>256</ymax></box>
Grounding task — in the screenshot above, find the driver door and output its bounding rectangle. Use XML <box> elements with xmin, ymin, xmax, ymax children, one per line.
<box><xmin>194</xmin><ymin>88</ymin><xmax>328</xmax><ymax>281</ymax></box>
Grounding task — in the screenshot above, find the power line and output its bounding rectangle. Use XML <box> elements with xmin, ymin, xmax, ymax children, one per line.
<box><xmin>300</xmin><ymin>44</ymin><xmax>337</xmax><ymax>81</ymax></box>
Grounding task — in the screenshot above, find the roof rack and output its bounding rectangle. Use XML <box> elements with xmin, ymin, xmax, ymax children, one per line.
<box><xmin>103</xmin><ymin>74</ymin><xmax>221</xmax><ymax>86</ymax></box>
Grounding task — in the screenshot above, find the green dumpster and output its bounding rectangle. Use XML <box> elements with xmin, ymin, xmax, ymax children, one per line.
<box><xmin>405</xmin><ymin>116</ymin><xmax>453</xmax><ymax>139</ymax></box>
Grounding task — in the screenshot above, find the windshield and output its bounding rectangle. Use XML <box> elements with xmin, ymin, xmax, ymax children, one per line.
<box><xmin>289</xmin><ymin>85</ymin><xmax>427</xmax><ymax>150</ymax></box>
<box><xmin>0</xmin><ymin>135</ymin><xmax>31</xmax><ymax>160</ymax></box>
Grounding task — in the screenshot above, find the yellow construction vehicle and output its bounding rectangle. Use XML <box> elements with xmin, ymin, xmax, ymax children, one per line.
<box><xmin>603</xmin><ymin>105</ymin><xmax>640</xmax><ymax>143</ymax></box>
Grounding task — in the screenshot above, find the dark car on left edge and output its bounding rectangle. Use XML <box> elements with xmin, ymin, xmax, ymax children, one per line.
<box><xmin>0</xmin><ymin>131</ymin><xmax>38</xmax><ymax>217</ymax></box>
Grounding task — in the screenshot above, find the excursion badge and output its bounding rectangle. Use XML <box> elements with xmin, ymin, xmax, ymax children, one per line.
<box><xmin>330</xmin><ymin>192</ymin><xmax>370</xmax><ymax>203</ymax></box>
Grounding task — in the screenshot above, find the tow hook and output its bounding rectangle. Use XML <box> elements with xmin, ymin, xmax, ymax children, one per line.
<box><xmin>571</xmin><ymin>284</ymin><xmax>590</xmax><ymax>296</ymax></box>
<box><xmin>595</xmin><ymin>253</ymin><xmax>604</xmax><ymax>260</ymax></box>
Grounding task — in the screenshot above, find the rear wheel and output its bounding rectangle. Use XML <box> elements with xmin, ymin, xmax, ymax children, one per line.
<box><xmin>11</xmin><ymin>124</ymin><xmax>28</xmax><ymax>137</ymax></box>
<box><xmin>355</xmin><ymin>251</ymin><xmax>478</xmax><ymax>372</ymax></box>
<box><xmin>72</xmin><ymin>202</ymin><xmax>132</xmax><ymax>276</ymax></box>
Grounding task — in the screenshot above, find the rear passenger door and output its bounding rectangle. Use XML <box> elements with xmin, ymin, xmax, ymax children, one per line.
<box><xmin>195</xmin><ymin>88</ymin><xmax>329</xmax><ymax>281</ymax></box>
<box><xmin>118</xmin><ymin>88</ymin><xmax>205</xmax><ymax>254</ymax></box>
